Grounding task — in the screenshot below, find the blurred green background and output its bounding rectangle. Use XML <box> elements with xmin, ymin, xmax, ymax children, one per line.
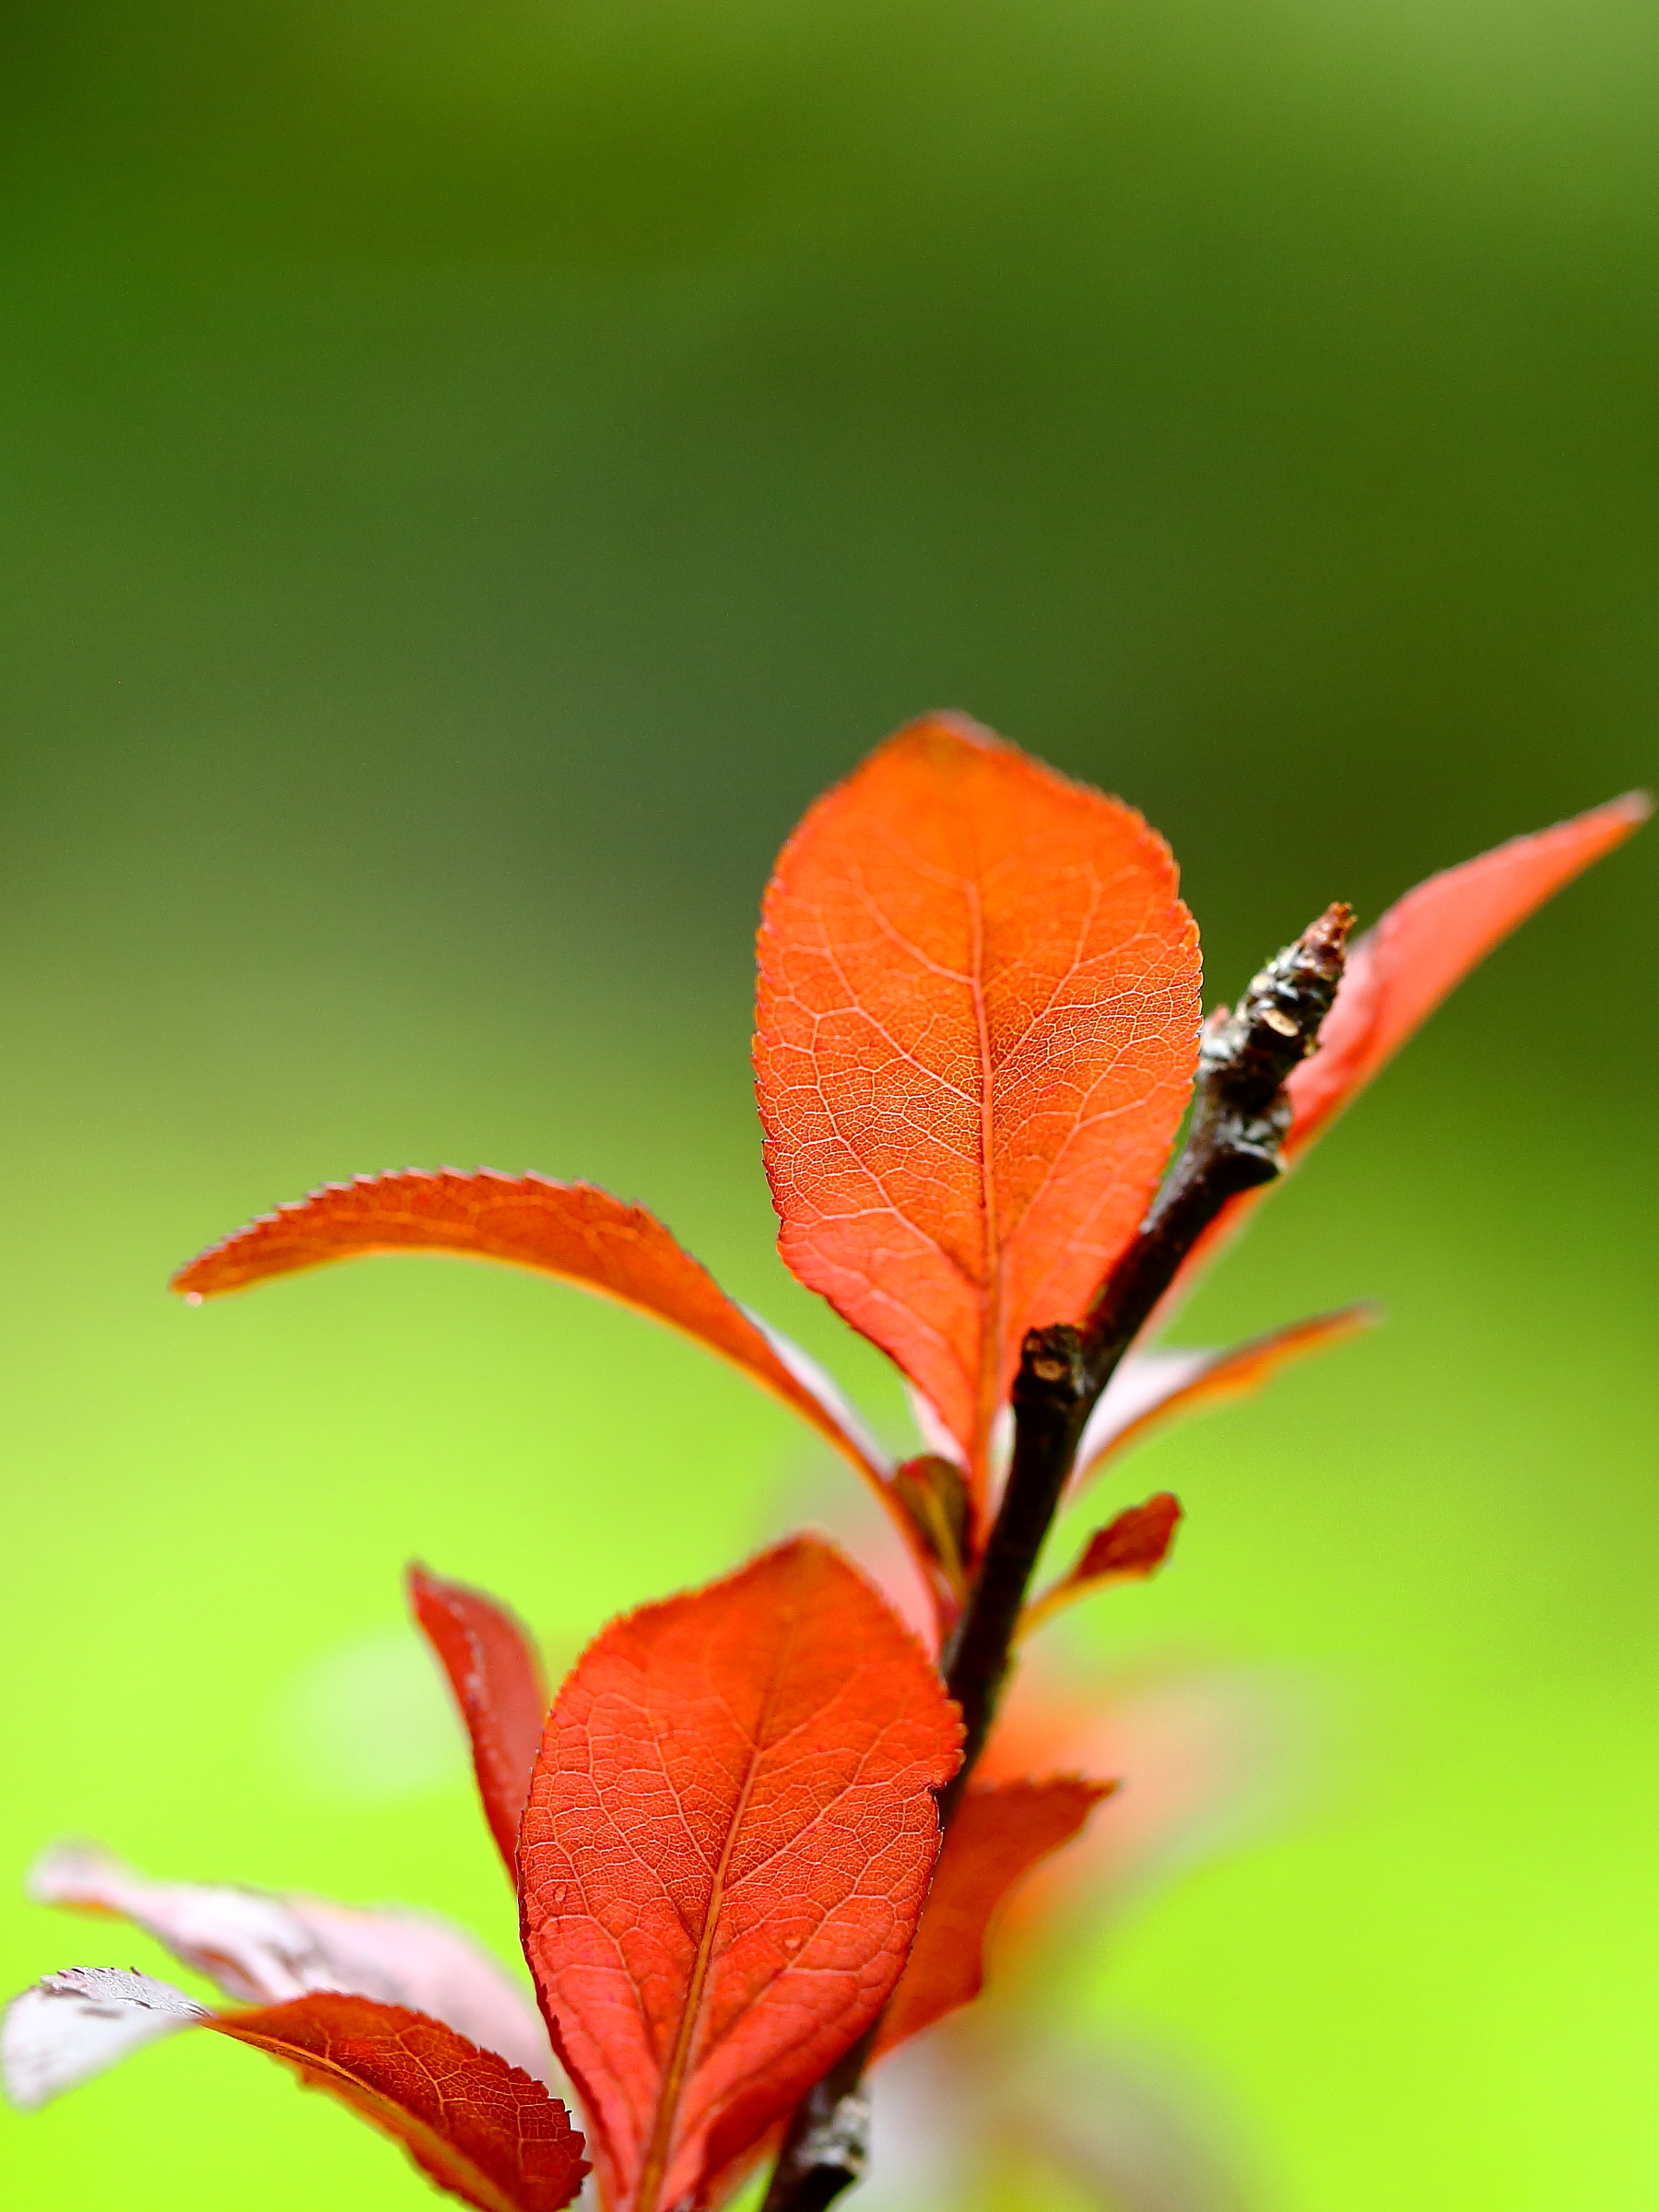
<box><xmin>1</xmin><ymin>1</ymin><xmax>1654</xmax><ymax>2206</ymax></box>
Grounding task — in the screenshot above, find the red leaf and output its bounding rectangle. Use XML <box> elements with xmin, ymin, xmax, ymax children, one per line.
<box><xmin>1021</xmin><ymin>1498</ymin><xmax>1182</xmax><ymax>1638</ymax></box>
<box><xmin>518</xmin><ymin>1537</ymin><xmax>962</xmax><ymax>2212</ymax></box>
<box><xmin>874</xmin><ymin>1779</ymin><xmax>1113</xmax><ymax>2057</ymax></box>
<box><xmin>1073</xmin><ymin>1305</ymin><xmax>1377</xmax><ymax>1493</ymax></box>
<box><xmin>210</xmin><ymin>1994</ymin><xmax>587</xmax><ymax>2212</ymax></box>
<box><xmin>1158</xmin><ymin>793</ymin><xmax>1649</xmax><ymax>1321</ymax></box>
<box><xmin>755</xmin><ymin>716</ymin><xmax>1201</xmax><ymax>1489</ymax></box>
<box><xmin>1073</xmin><ymin>1494</ymin><xmax>1183</xmax><ymax>1583</ymax></box>
<box><xmin>409</xmin><ymin>1566</ymin><xmax>549</xmax><ymax>1881</ymax></box>
<box><xmin>171</xmin><ymin>1170</ymin><xmax>887</xmax><ymax>1488</ymax></box>
<box><xmin>1285</xmin><ymin>790</ymin><xmax>1651</xmax><ymax>1154</ymax></box>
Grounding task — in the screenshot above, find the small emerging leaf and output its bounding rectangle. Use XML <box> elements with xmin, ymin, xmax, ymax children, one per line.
<box><xmin>756</xmin><ymin>715</ymin><xmax>1202</xmax><ymax>1490</ymax></box>
<box><xmin>1074</xmin><ymin>1494</ymin><xmax>1184</xmax><ymax>1582</ymax></box>
<box><xmin>1023</xmin><ymin>1497</ymin><xmax>1182</xmax><ymax>1637</ymax></box>
<box><xmin>171</xmin><ymin>1170</ymin><xmax>889</xmax><ymax>1493</ymax></box>
<box><xmin>518</xmin><ymin>1536</ymin><xmax>962</xmax><ymax>2212</ymax></box>
<box><xmin>874</xmin><ymin>1779</ymin><xmax>1114</xmax><ymax>2057</ymax></box>
<box><xmin>409</xmin><ymin>1566</ymin><xmax>548</xmax><ymax>1880</ymax></box>
<box><xmin>889</xmin><ymin>1454</ymin><xmax>973</xmax><ymax>1600</ymax></box>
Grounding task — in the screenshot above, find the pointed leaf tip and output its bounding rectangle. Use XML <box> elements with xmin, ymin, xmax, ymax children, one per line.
<box><xmin>519</xmin><ymin>1535</ymin><xmax>962</xmax><ymax>2212</ymax></box>
<box><xmin>3</xmin><ymin>1968</ymin><xmax>206</xmax><ymax>2111</ymax></box>
<box><xmin>1076</xmin><ymin>1494</ymin><xmax>1184</xmax><ymax>1582</ymax></box>
<box><xmin>756</xmin><ymin>715</ymin><xmax>1202</xmax><ymax>1488</ymax></box>
<box><xmin>1022</xmin><ymin>1496</ymin><xmax>1185</xmax><ymax>1638</ymax></box>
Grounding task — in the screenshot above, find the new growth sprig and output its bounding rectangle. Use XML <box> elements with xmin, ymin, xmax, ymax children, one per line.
<box><xmin>4</xmin><ymin>716</ymin><xmax>1646</xmax><ymax>2212</ymax></box>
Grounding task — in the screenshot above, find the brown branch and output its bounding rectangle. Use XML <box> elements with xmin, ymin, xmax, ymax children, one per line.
<box><xmin>759</xmin><ymin>903</ymin><xmax>1353</xmax><ymax>2212</ymax></box>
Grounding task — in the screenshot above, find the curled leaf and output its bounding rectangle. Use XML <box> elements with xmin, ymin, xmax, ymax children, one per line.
<box><xmin>27</xmin><ymin>1841</ymin><xmax>553</xmax><ymax>2083</ymax></box>
<box><xmin>409</xmin><ymin>1565</ymin><xmax>548</xmax><ymax>1880</ymax></box>
<box><xmin>756</xmin><ymin>714</ymin><xmax>1201</xmax><ymax>1491</ymax></box>
<box><xmin>1073</xmin><ymin>1305</ymin><xmax>1377</xmax><ymax>1494</ymax></box>
<box><xmin>2</xmin><ymin>1975</ymin><xmax>586</xmax><ymax>2212</ymax></box>
<box><xmin>2</xmin><ymin>1967</ymin><xmax>206</xmax><ymax>2110</ymax></box>
<box><xmin>171</xmin><ymin>1169</ymin><xmax>889</xmax><ymax>1494</ymax></box>
<box><xmin>518</xmin><ymin>1536</ymin><xmax>962</xmax><ymax>2212</ymax></box>
<box><xmin>874</xmin><ymin>1779</ymin><xmax>1114</xmax><ymax>2057</ymax></box>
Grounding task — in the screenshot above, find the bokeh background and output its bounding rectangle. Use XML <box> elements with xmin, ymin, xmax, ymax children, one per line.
<box><xmin>1</xmin><ymin>2</ymin><xmax>1655</xmax><ymax>2206</ymax></box>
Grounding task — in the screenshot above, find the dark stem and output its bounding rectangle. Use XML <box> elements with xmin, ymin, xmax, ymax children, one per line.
<box><xmin>1080</xmin><ymin>900</ymin><xmax>1353</xmax><ymax>1381</ymax></box>
<box><xmin>937</xmin><ymin>1324</ymin><xmax>1090</xmax><ymax>1813</ymax></box>
<box><xmin>759</xmin><ymin>903</ymin><xmax>1353</xmax><ymax>2212</ymax></box>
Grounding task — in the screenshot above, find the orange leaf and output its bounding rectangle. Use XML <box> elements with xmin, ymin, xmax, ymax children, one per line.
<box><xmin>755</xmin><ymin>715</ymin><xmax>1201</xmax><ymax>1488</ymax></box>
<box><xmin>171</xmin><ymin>1170</ymin><xmax>888</xmax><ymax>1490</ymax></box>
<box><xmin>409</xmin><ymin>1566</ymin><xmax>549</xmax><ymax>1881</ymax></box>
<box><xmin>1072</xmin><ymin>1305</ymin><xmax>1377</xmax><ymax>1493</ymax></box>
<box><xmin>211</xmin><ymin>1993</ymin><xmax>588</xmax><ymax>2212</ymax></box>
<box><xmin>1285</xmin><ymin>790</ymin><xmax>1651</xmax><ymax>1154</ymax></box>
<box><xmin>518</xmin><ymin>1537</ymin><xmax>962</xmax><ymax>2212</ymax></box>
<box><xmin>873</xmin><ymin>1779</ymin><xmax>1113</xmax><ymax>2058</ymax></box>
<box><xmin>1157</xmin><ymin>793</ymin><xmax>1650</xmax><ymax>1321</ymax></box>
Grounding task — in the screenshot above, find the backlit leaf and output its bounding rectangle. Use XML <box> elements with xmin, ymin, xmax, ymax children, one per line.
<box><xmin>409</xmin><ymin>1565</ymin><xmax>548</xmax><ymax>1880</ymax></box>
<box><xmin>756</xmin><ymin>715</ymin><xmax>1201</xmax><ymax>1489</ymax></box>
<box><xmin>171</xmin><ymin>1170</ymin><xmax>888</xmax><ymax>1489</ymax></box>
<box><xmin>518</xmin><ymin>1536</ymin><xmax>962</xmax><ymax>2212</ymax></box>
<box><xmin>874</xmin><ymin>1779</ymin><xmax>1114</xmax><ymax>2057</ymax></box>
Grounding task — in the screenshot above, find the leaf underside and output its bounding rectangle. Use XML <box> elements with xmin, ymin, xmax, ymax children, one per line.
<box><xmin>2</xmin><ymin>1974</ymin><xmax>584</xmax><ymax>2212</ymax></box>
<box><xmin>25</xmin><ymin>1841</ymin><xmax>555</xmax><ymax>2085</ymax></box>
